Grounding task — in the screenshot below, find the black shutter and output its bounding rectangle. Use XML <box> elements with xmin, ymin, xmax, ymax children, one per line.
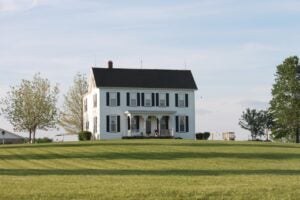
<box><xmin>157</xmin><ymin>119</ymin><xmax>159</xmax><ymax>130</ymax></box>
<box><xmin>127</xmin><ymin>117</ymin><xmax>130</xmax><ymax>130</ymax></box>
<box><xmin>151</xmin><ymin>93</ymin><xmax>155</xmax><ymax>106</ymax></box>
<box><xmin>117</xmin><ymin>92</ymin><xmax>120</xmax><ymax>106</ymax></box>
<box><xmin>141</xmin><ymin>93</ymin><xmax>145</xmax><ymax>106</ymax></box>
<box><xmin>175</xmin><ymin>94</ymin><xmax>178</xmax><ymax>107</ymax></box>
<box><xmin>156</xmin><ymin>93</ymin><xmax>159</xmax><ymax>106</ymax></box>
<box><xmin>185</xmin><ymin>94</ymin><xmax>189</xmax><ymax>107</ymax></box>
<box><xmin>176</xmin><ymin>116</ymin><xmax>179</xmax><ymax>132</ymax></box>
<box><xmin>117</xmin><ymin>116</ymin><xmax>120</xmax><ymax>132</ymax></box>
<box><xmin>106</xmin><ymin>116</ymin><xmax>110</xmax><ymax>132</ymax></box>
<box><xmin>106</xmin><ymin>92</ymin><xmax>110</xmax><ymax>106</ymax></box>
<box><xmin>137</xmin><ymin>93</ymin><xmax>140</xmax><ymax>106</ymax></box>
<box><xmin>166</xmin><ymin>116</ymin><xmax>169</xmax><ymax>129</ymax></box>
<box><xmin>127</xmin><ymin>92</ymin><xmax>130</xmax><ymax>106</ymax></box>
<box><xmin>185</xmin><ymin>116</ymin><xmax>189</xmax><ymax>132</ymax></box>
<box><xmin>166</xmin><ymin>93</ymin><xmax>169</xmax><ymax>107</ymax></box>
<box><xmin>136</xmin><ymin>116</ymin><xmax>140</xmax><ymax>130</ymax></box>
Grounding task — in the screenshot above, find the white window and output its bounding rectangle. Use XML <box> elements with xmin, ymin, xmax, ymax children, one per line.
<box><xmin>85</xmin><ymin>121</ymin><xmax>89</xmax><ymax>130</ymax></box>
<box><xmin>84</xmin><ymin>98</ymin><xmax>88</xmax><ymax>112</ymax></box>
<box><xmin>130</xmin><ymin>93</ymin><xmax>137</xmax><ymax>107</ymax></box>
<box><xmin>179</xmin><ymin>116</ymin><xmax>185</xmax><ymax>132</ymax></box>
<box><xmin>145</xmin><ymin>93</ymin><xmax>151</xmax><ymax>107</ymax></box>
<box><xmin>178</xmin><ymin>94</ymin><xmax>185</xmax><ymax>107</ymax></box>
<box><xmin>93</xmin><ymin>117</ymin><xmax>97</xmax><ymax>133</ymax></box>
<box><xmin>93</xmin><ymin>94</ymin><xmax>97</xmax><ymax>107</ymax></box>
<box><xmin>110</xmin><ymin>92</ymin><xmax>117</xmax><ymax>107</ymax></box>
<box><xmin>159</xmin><ymin>93</ymin><xmax>166</xmax><ymax>107</ymax></box>
<box><xmin>110</xmin><ymin>116</ymin><xmax>117</xmax><ymax>133</ymax></box>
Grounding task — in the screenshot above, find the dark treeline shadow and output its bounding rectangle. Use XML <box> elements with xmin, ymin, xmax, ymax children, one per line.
<box><xmin>1</xmin><ymin>168</ymin><xmax>299</xmax><ymax>176</ymax></box>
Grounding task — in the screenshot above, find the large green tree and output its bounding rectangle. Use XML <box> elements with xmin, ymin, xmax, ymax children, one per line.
<box><xmin>59</xmin><ymin>73</ymin><xmax>88</xmax><ymax>134</ymax></box>
<box><xmin>270</xmin><ymin>56</ymin><xmax>300</xmax><ymax>143</ymax></box>
<box><xmin>239</xmin><ymin>108</ymin><xmax>267</xmax><ymax>140</ymax></box>
<box><xmin>0</xmin><ymin>73</ymin><xmax>59</xmax><ymax>143</ymax></box>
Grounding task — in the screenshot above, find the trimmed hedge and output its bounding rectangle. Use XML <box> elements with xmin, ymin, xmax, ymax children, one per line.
<box><xmin>196</xmin><ymin>132</ymin><xmax>210</xmax><ymax>140</ymax></box>
<box><xmin>78</xmin><ymin>131</ymin><xmax>92</xmax><ymax>141</ymax></box>
<box><xmin>36</xmin><ymin>137</ymin><xmax>53</xmax><ymax>143</ymax></box>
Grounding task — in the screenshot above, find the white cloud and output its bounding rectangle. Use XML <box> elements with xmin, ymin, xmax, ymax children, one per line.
<box><xmin>0</xmin><ymin>0</ymin><xmax>46</xmax><ymax>12</ymax></box>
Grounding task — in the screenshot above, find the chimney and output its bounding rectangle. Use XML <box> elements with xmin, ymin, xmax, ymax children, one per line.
<box><xmin>108</xmin><ymin>60</ymin><xmax>113</xmax><ymax>69</ymax></box>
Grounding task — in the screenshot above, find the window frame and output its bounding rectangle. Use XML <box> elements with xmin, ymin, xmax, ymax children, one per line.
<box><xmin>179</xmin><ymin>115</ymin><xmax>186</xmax><ymax>133</ymax></box>
<box><xmin>144</xmin><ymin>93</ymin><xmax>152</xmax><ymax>107</ymax></box>
<box><xmin>178</xmin><ymin>94</ymin><xmax>185</xmax><ymax>108</ymax></box>
<box><xmin>93</xmin><ymin>117</ymin><xmax>97</xmax><ymax>133</ymax></box>
<box><xmin>159</xmin><ymin>93</ymin><xmax>166</xmax><ymax>107</ymax></box>
<box><xmin>110</xmin><ymin>115</ymin><xmax>118</xmax><ymax>133</ymax></box>
<box><xmin>109</xmin><ymin>92</ymin><xmax>117</xmax><ymax>107</ymax></box>
<box><xmin>130</xmin><ymin>93</ymin><xmax>137</xmax><ymax>107</ymax></box>
<box><xmin>93</xmin><ymin>94</ymin><xmax>97</xmax><ymax>108</ymax></box>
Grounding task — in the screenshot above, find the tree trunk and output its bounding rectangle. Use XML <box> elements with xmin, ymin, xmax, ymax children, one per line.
<box><xmin>33</xmin><ymin>129</ymin><xmax>36</xmax><ymax>143</ymax></box>
<box><xmin>29</xmin><ymin>130</ymin><xmax>32</xmax><ymax>144</ymax></box>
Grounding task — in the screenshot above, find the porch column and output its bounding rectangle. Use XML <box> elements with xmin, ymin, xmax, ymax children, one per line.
<box><xmin>142</xmin><ymin>115</ymin><xmax>148</xmax><ymax>136</ymax></box>
<box><xmin>157</xmin><ymin>115</ymin><xmax>162</xmax><ymax>136</ymax></box>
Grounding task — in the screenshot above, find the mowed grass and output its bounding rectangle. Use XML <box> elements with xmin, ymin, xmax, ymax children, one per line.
<box><xmin>0</xmin><ymin>140</ymin><xmax>300</xmax><ymax>200</ymax></box>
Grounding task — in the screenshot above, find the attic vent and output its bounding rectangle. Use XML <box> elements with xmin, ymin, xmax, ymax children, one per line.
<box><xmin>108</xmin><ymin>61</ymin><xmax>113</xmax><ymax>69</ymax></box>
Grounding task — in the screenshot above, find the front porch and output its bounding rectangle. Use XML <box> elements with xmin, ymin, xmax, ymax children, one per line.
<box><xmin>124</xmin><ymin>110</ymin><xmax>176</xmax><ymax>138</ymax></box>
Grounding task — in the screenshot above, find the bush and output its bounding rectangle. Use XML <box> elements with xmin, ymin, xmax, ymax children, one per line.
<box><xmin>196</xmin><ymin>132</ymin><xmax>210</xmax><ymax>140</ymax></box>
<box><xmin>36</xmin><ymin>137</ymin><xmax>52</xmax><ymax>143</ymax></box>
<box><xmin>78</xmin><ymin>131</ymin><xmax>92</xmax><ymax>141</ymax></box>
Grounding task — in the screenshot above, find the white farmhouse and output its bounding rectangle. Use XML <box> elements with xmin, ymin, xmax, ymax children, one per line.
<box><xmin>83</xmin><ymin>61</ymin><xmax>198</xmax><ymax>140</ymax></box>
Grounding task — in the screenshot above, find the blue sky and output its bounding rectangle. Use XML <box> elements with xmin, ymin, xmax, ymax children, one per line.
<box><xmin>0</xmin><ymin>0</ymin><xmax>300</xmax><ymax>140</ymax></box>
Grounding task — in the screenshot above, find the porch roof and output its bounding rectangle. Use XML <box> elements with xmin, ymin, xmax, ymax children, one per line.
<box><xmin>125</xmin><ymin>110</ymin><xmax>176</xmax><ymax>116</ymax></box>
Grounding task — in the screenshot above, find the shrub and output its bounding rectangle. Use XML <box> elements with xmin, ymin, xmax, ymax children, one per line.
<box><xmin>78</xmin><ymin>131</ymin><xmax>92</xmax><ymax>141</ymax></box>
<box><xmin>196</xmin><ymin>132</ymin><xmax>210</xmax><ymax>140</ymax></box>
<box><xmin>36</xmin><ymin>137</ymin><xmax>52</xmax><ymax>143</ymax></box>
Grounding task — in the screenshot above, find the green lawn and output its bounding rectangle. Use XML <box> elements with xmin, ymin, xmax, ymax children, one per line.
<box><xmin>0</xmin><ymin>140</ymin><xmax>299</xmax><ymax>200</ymax></box>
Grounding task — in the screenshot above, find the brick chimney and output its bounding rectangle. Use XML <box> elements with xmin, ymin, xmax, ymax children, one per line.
<box><xmin>108</xmin><ymin>60</ymin><xmax>113</xmax><ymax>69</ymax></box>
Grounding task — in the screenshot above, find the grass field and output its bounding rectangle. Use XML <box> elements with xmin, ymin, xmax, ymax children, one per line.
<box><xmin>0</xmin><ymin>140</ymin><xmax>300</xmax><ymax>200</ymax></box>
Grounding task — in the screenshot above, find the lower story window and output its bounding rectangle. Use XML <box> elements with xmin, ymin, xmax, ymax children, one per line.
<box><xmin>179</xmin><ymin>116</ymin><xmax>185</xmax><ymax>132</ymax></box>
<box><xmin>110</xmin><ymin>116</ymin><xmax>117</xmax><ymax>133</ymax></box>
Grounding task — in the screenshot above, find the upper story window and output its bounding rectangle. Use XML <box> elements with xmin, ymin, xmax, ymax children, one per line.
<box><xmin>110</xmin><ymin>92</ymin><xmax>117</xmax><ymax>107</ymax></box>
<box><xmin>127</xmin><ymin>92</ymin><xmax>140</xmax><ymax>107</ymax></box>
<box><xmin>130</xmin><ymin>93</ymin><xmax>137</xmax><ymax>107</ymax></box>
<box><xmin>84</xmin><ymin>98</ymin><xmax>88</xmax><ymax>112</ymax></box>
<box><xmin>93</xmin><ymin>94</ymin><xmax>97</xmax><ymax>107</ymax></box>
<box><xmin>145</xmin><ymin>93</ymin><xmax>152</xmax><ymax>107</ymax></box>
<box><xmin>176</xmin><ymin>93</ymin><xmax>188</xmax><ymax>107</ymax></box>
<box><xmin>159</xmin><ymin>94</ymin><xmax>166</xmax><ymax>107</ymax></box>
<box><xmin>106</xmin><ymin>92</ymin><xmax>120</xmax><ymax>106</ymax></box>
<box><xmin>178</xmin><ymin>94</ymin><xmax>185</xmax><ymax>107</ymax></box>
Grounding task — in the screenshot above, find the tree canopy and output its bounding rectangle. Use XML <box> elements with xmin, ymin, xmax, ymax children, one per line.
<box><xmin>239</xmin><ymin>108</ymin><xmax>268</xmax><ymax>140</ymax></box>
<box><xmin>0</xmin><ymin>73</ymin><xmax>59</xmax><ymax>143</ymax></box>
<box><xmin>269</xmin><ymin>56</ymin><xmax>300</xmax><ymax>143</ymax></box>
<box><xmin>59</xmin><ymin>73</ymin><xmax>88</xmax><ymax>134</ymax></box>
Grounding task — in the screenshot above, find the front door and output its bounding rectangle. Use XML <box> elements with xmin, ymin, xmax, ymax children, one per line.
<box><xmin>146</xmin><ymin>118</ymin><xmax>151</xmax><ymax>134</ymax></box>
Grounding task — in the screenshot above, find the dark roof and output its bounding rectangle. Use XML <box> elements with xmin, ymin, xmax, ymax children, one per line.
<box><xmin>92</xmin><ymin>68</ymin><xmax>198</xmax><ymax>90</ymax></box>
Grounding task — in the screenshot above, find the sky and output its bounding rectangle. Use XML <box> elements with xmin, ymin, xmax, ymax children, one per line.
<box><xmin>0</xmin><ymin>0</ymin><xmax>300</xmax><ymax>140</ymax></box>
